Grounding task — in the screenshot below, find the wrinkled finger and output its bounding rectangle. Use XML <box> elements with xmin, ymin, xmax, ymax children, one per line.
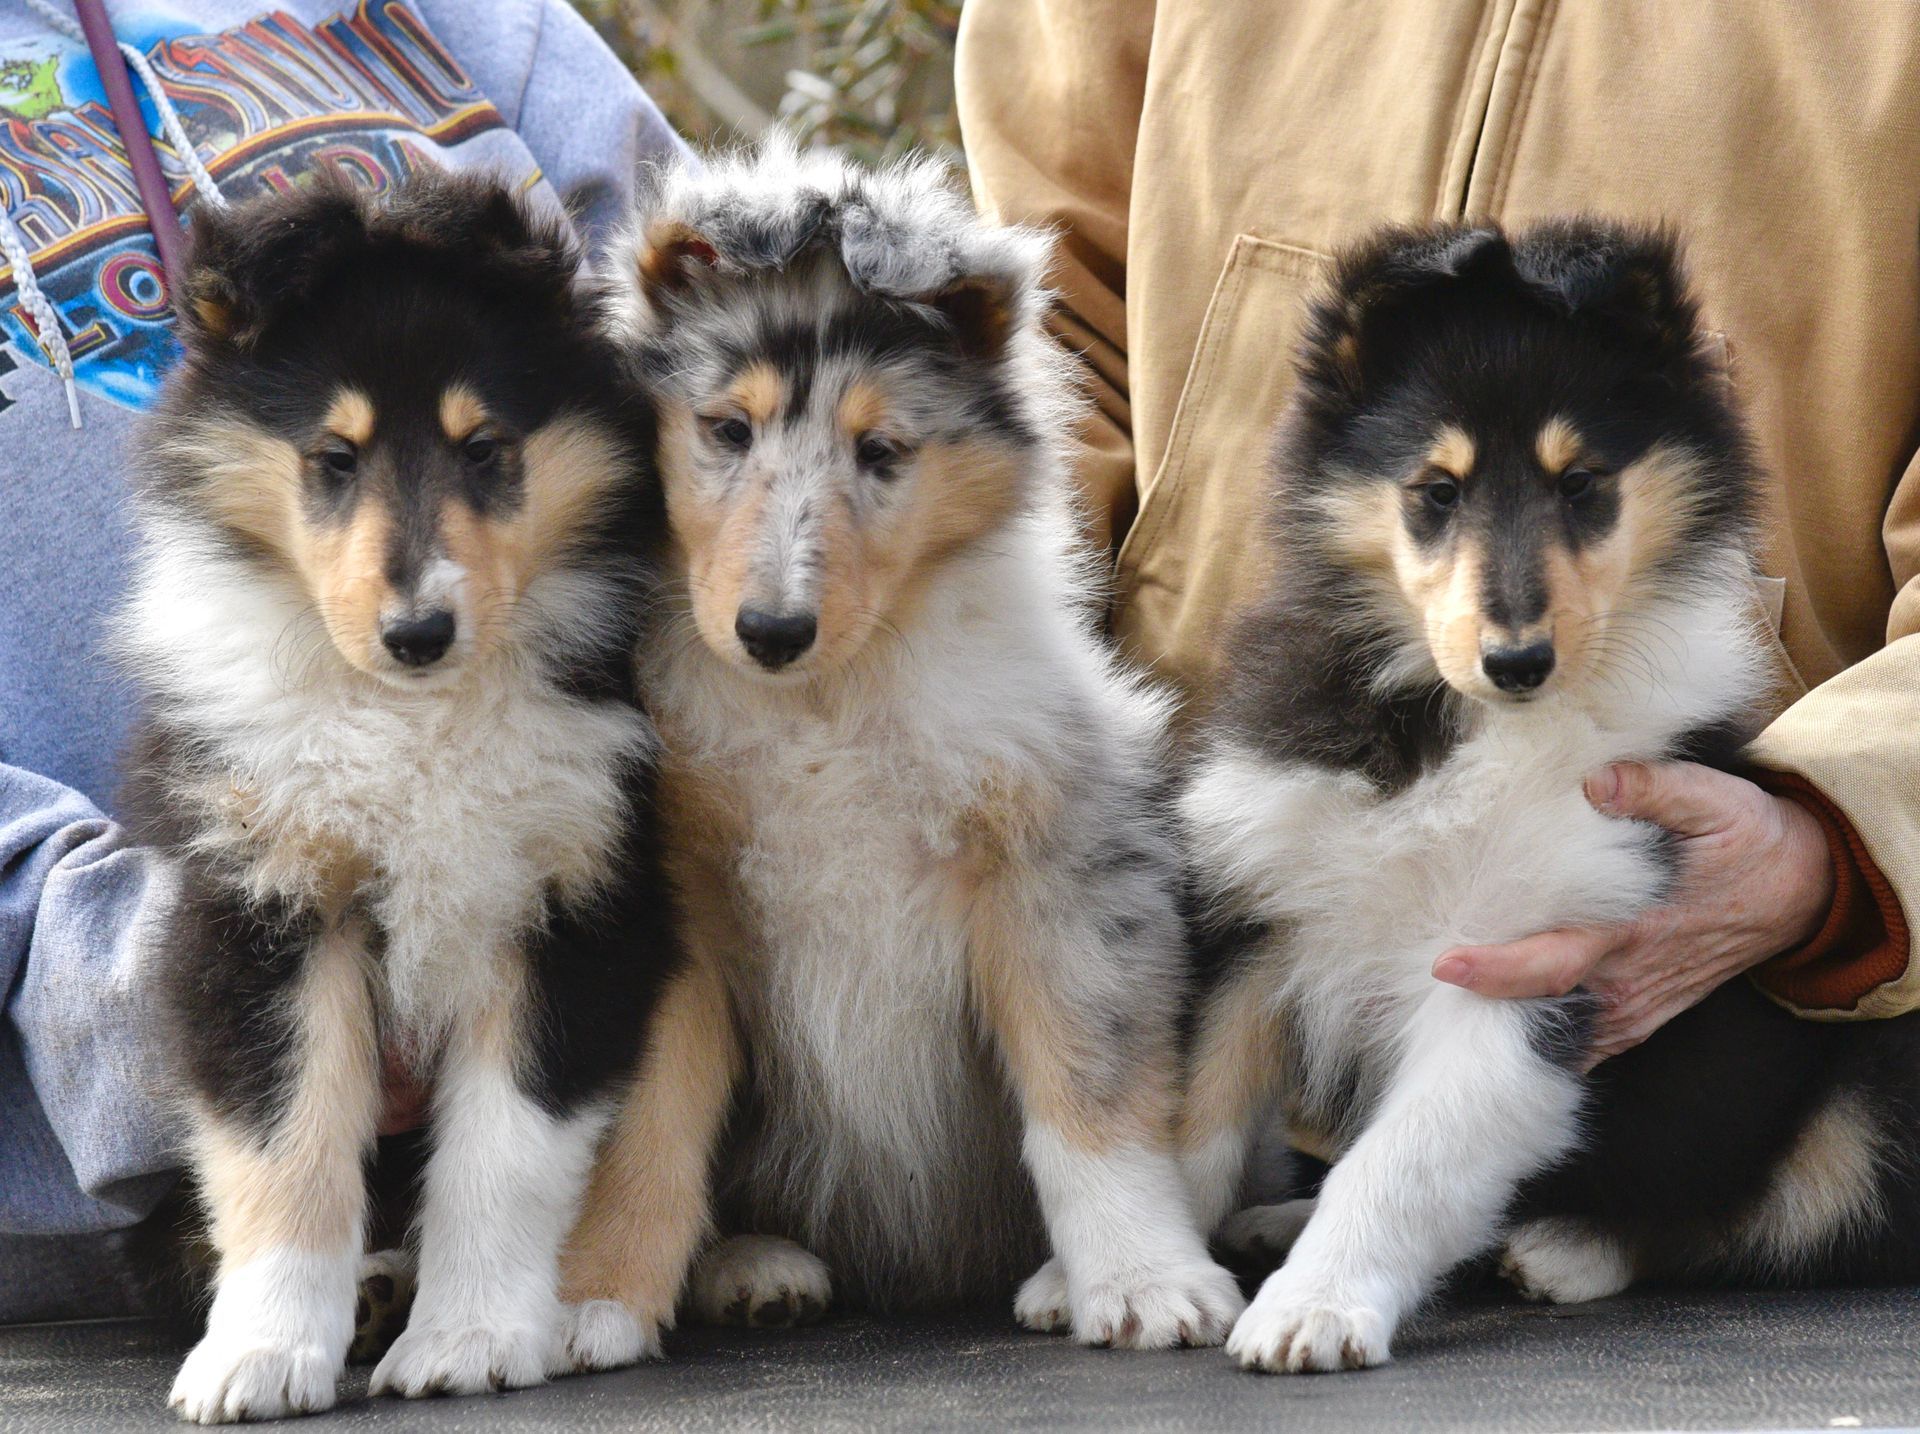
<box><xmin>1585</xmin><ymin>759</ymin><xmax>1746</xmax><ymax>837</ymax></box>
<box><xmin>1432</xmin><ymin>927</ymin><xmax>1616</xmax><ymax>1000</ymax></box>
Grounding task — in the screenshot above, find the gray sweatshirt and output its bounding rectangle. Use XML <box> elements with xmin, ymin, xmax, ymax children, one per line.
<box><xmin>0</xmin><ymin>0</ymin><xmax>683</xmax><ymax>1281</ymax></box>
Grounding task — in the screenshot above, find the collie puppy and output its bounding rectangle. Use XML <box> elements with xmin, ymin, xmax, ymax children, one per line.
<box><xmin>557</xmin><ymin>142</ymin><xmax>1242</xmax><ymax>1364</ymax></box>
<box><xmin>1180</xmin><ymin>222</ymin><xmax>1920</xmax><ymax>1373</ymax></box>
<box><xmin>120</xmin><ymin>175</ymin><xmax>680</xmax><ymax>1421</ymax></box>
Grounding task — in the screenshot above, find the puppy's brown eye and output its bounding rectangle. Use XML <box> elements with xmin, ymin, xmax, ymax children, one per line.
<box><xmin>704</xmin><ymin>416</ymin><xmax>753</xmax><ymax>452</ymax></box>
<box><xmin>855</xmin><ymin>432</ymin><xmax>902</xmax><ymax>473</ymax></box>
<box><xmin>1558</xmin><ymin>467</ymin><xmax>1596</xmax><ymax>500</ymax></box>
<box><xmin>1421</xmin><ymin>478</ymin><xmax>1460</xmax><ymax>511</ymax></box>
<box><xmin>462</xmin><ymin>436</ymin><xmax>498</xmax><ymax>466</ymax></box>
<box><xmin>318</xmin><ymin>445</ymin><xmax>357</xmax><ymax>489</ymax></box>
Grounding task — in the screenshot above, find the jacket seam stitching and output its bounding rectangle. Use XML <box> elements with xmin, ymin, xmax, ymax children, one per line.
<box><xmin>1489</xmin><ymin>0</ymin><xmax>1559</xmax><ymax>218</ymax></box>
<box><xmin>1436</xmin><ymin>0</ymin><xmax>1502</xmax><ymax>218</ymax></box>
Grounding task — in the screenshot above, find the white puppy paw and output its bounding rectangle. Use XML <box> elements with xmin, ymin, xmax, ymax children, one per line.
<box><xmin>369</xmin><ymin>1323</ymin><xmax>556</xmax><ymax>1398</ymax></box>
<box><xmin>1499</xmin><ymin>1217</ymin><xmax>1634</xmax><ymax>1304</ymax></box>
<box><xmin>561</xmin><ymin>1299</ymin><xmax>664</xmax><ymax>1371</ymax></box>
<box><xmin>690</xmin><ymin>1235</ymin><xmax>832</xmax><ymax>1328</ymax></box>
<box><xmin>1014</xmin><ymin>1257</ymin><xmax>1070</xmax><ymax>1334</ymax></box>
<box><xmin>168</xmin><ymin>1334</ymin><xmax>340</xmax><ymax>1424</ymax></box>
<box><xmin>1216</xmin><ymin>1199</ymin><xmax>1318</xmax><ymax>1267</ymax></box>
<box><xmin>1069</xmin><ymin>1255</ymin><xmax>1246</xmax><ymax>1349</ymax></box>
<box><xmin>1226</xmin><ymin>1285</ymin><xmax>1391</xmax><ymax>1373</ymax></box>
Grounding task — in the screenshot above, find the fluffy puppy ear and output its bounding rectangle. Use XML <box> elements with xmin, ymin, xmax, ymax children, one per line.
<box><xmin>1302</xmin><ymin>225</ymin><xmax>1511</xmax><ymax>401</ymax></box>
<box><xmin>1515</xmin><ymin>223</ymin><xmax>1699</xmax><ymax>364</ymax></box>
<box><xmin>634</xmin><ymin>183</ymin><xmax>837</xmax><ymax>298</ymax></box>
<box><xmin>839</xmin><ymin>191</ymin><xmax>1052</xmax><ymax>359</ymax></box>
<box><xmin>926</xmin><ymin>268</ymin><xmax>1030</xmax><ymax>358</ymax></box>
<box><xmin>178</xmin><ymin>179</ymin><xmax>371</xmax><ymax>350</ymax></box>
<box><xmin>634</xmin><ymin>218</ymin><xmax>724</xmax><ymax>297</ymax></box>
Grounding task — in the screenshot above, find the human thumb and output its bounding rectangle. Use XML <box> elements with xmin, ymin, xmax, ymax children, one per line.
<box><xmin>1583</xmin><ymin>760</ymin><xmax>1727</xmax><ymax>837</ymax></box>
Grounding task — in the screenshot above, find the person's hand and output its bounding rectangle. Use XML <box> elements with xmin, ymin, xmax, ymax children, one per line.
<box><xmin>1431</xmin><ymin>760</ymin><xmax>1835</xmax><ymax>1067</ymax></box>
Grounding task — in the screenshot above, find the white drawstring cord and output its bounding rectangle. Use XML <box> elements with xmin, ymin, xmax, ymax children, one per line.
<box><xmin>0</xmin><ymin>207</ymin><xmax>81</xmax><ymax>427</ymax></box>
<box><xmin>21</xmin><ymin>0</ymin><xmax>227</xmax><ymax>208</ymax></box>
<box><xmin>6</xmin><ymin>0</ymin><xmax>230</xmax><ymax>427</ymax></box>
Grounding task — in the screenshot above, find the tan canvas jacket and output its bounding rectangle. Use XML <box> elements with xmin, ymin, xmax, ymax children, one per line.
<box><xmin>956</xmin><ymin>0</ymin><xmax>1920</xmax><ymax>1018</ymax></box>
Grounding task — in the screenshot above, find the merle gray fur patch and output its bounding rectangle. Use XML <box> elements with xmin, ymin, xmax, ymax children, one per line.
<box><xmin>608</xmin><ymin>135</ymin><xmax>1051</xmax><ymax>328</ymax></box>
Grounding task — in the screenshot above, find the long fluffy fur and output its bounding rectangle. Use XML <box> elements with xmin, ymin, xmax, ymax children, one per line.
<box><xmin>123</xmin><ymin>173</ymin><xmax>681</xmax><ymax>1422</ymax></box>
<box><xmin>1181</xmin><ymin>220</ymin><xmax>1920</xmax><ymax>1375</ymax></box>
<box><xmin>560</xmin><ymin>140</ymin><xmax>1240</xmax><ymax>1352</ymax></box>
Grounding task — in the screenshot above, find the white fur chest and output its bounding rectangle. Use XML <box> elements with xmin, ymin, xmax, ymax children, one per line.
<box><xmin>1184</xmin><ymin>577</ymin><xmax>1769</xmax><ymax>1087</ymax></box>
<box><xmin>712</xmin><ymin>699</ymin><xmax>992</xmax><ymax>1165</ymax></box>
<box><xmin>186</xmin><ymin>668</ymin><xmax>647</xmax><ymax>1036</ymax></box>
<box><xmin>652</xmin><ymin>596</ymin><xmax>1068</xmax><ymax>1249</ymax></box>
<box><xmin>1184</xmin><ymin>706</ymin><xmax>1682</xmax><ymax>1143</ymax></box>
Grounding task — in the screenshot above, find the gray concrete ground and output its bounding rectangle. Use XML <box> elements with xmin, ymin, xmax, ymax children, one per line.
<box><xmin>3</xmin><ymin>1288</ymin><xmax>1917</xmax><ymax>1433</ymax></box>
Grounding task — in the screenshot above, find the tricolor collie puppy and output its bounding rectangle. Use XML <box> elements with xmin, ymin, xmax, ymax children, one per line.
<box><xmin>557</xmin><ymin>143</ymin><xmax>1242</xmax><ymax>1363</ymax></box>
<box><xmin>120</xmin><ymin>175</ymin><xmax>679</xmax><ymax>1421</ymax></box>
<box><xmin>1181</xmin><ymin>222</ymin><xmax>1920</xmax><ymax>1373</ymax></box>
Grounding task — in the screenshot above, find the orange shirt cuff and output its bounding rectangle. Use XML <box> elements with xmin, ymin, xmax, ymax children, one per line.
<box><xmin>1748</xmin><ymin>770</ymin><xmax>1909</xmax><ymax>1012</ymax></box>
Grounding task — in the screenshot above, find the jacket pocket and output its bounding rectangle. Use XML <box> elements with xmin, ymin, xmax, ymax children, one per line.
<box><xmin>1114</xmin><ymin>234</ymin><xmax>1330</xmax><ymax>699</ymax></box>
<box><xmin>1750</xmin><ymin>573</ymin><xmax>1809</xmax><ymax>709</ymax></box>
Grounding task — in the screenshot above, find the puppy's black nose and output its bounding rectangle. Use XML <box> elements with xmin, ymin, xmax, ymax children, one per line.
<box><xmin>735</xmin><ymin>608</ymin><xmax>817</xmax><ymax>669</ymax></box>
<box><xmin>381</xmin><ymin>609</ymin><xmax>456</xmax><ymax>668</ymax></box>
<box><xmin>1482</xmin><ymin>641</ymin><xmax>1556</xmax><ymax>692</ymax></box>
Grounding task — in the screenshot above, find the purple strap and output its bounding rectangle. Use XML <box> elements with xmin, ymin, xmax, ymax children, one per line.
<box><xmin>72</xmin><ymin>0</ymin><xmax>187</xmax><ymax>296</ymax></box>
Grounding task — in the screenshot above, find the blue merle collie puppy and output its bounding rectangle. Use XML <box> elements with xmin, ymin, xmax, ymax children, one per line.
<box><xmin>119</xmin><ymin>174</ymin><xmax>679</xmax><ymax>1421</ymax></box>
<box><xmin>1180</xmin><ymin>222</ymin><xmax>1920</xmax><ymax>1373</ymax></box>
<box><xmin>556</xmin><ymin>141</ymin><xmax>1242</xmax><ymax>1367</ymax></box>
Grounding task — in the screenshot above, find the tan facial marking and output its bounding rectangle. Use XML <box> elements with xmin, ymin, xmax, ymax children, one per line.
<box><xmin>660</xmin><ymin>370</ymin><xmax>1028</xmax><ymax>677</ymax></box>
<box><xmin>1535</xmin><ymin>416</ymin><xmax>1584</xmax><ymax>474</ymax></box>
<box><xmin>1411</xmin><ymin>530</ymin><xmax>1489</xmax><ymax>692</ymax></box>
<box><xmin>877</xmin><ymin>437</ymin><xmax>1025</xmax><ymax>618</ymax></box>
<box><xmin>325</xmin><ymin>388</ymin><xmax>375</xmax><ymax>447</ymax></box>
<box><xmin>180</xmin><ymin>422</ymin><xmax>306</xmax><ymax>551</ymax></box>
<box><xmin>1324</xmin><ymin>430</ymin><xmax>1717</xmax><ymax>705</ymax></box>
<box><xmin>1310</xmin><ymin>481</ymin><xmax>1407</xmax><ymax>582</ymax></box>
<box><xmin>1426</xmin><ymin>425</ymin><xmax>1476</xmax><ymax>480</ymax></box>
<box><xmin>298</xmin><ymin>496</ymin><xmax>395</xmax><ymax>674</ymax></box>
<box><xmin>426</xmin><ymin>417</ymin><xmax>637</xmax><ymax>673</ymax></box>
<box><xmin>1535</xmin><ymin>442</ymin><xmax>1707</xmax><ymax>693</ymax></box>
<box><xmin>193</xmin><ymin>296</ymin><xmax>234</xmax><ymax>339</ymax></box>
<box><xmin>438</xmin><ymin>384</ymin><xmax>489</xmax><ymax>442</ymax></box>
<box><xmin>519</xmin><ymin>417</ymin><xmax>627</xmax><ymax>567</ymax></box>
<box><xmin>1313</xmin><ymin>481</ymin><xmax>1503</xmax><ymax>694</ymax></box>
<box><xmin>660</xmin><ymin>402</ymin><xmax>774</xmax><ymax>655</ymax></box>
<box><xmin>728</xmin><ymin>363</ymin><xmax>784</xmax><ymax>427</ymax></box>
<box><xmin>170</xmin><ymin>415</ymin><xmax>396</xmax><ymax>675</ymax></box>
<box><xmin>836</xmin><ymin>380</ymin><xmax>890</xmax><ymax>439</ymax></box>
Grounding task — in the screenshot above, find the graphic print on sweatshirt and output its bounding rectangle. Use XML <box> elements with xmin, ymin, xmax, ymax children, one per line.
<box><xmin>0</xmin><ymin>2</ymin><xmax>543</xmax><ymax>414</ymax></box>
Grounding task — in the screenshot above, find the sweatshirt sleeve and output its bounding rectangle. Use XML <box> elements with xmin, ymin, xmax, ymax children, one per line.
<box><xmin>1</xmin><ymin>765</ymin><xmax>182</xmax><ymax>1234</ymax></box>
<box><xmin>1744</xmin><ymin>446</ymin><xmax>1920</xmax><ymax>1019</ymax></box>
<box><xmin>955</xmin><ymin>0</ymin><xmax>1154</xmax><ymax>554</ymax></box>
<box><xmin>418</xmin><ymin>0</ymin><xmax>692</xmax><ymax>246</ymax></box>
